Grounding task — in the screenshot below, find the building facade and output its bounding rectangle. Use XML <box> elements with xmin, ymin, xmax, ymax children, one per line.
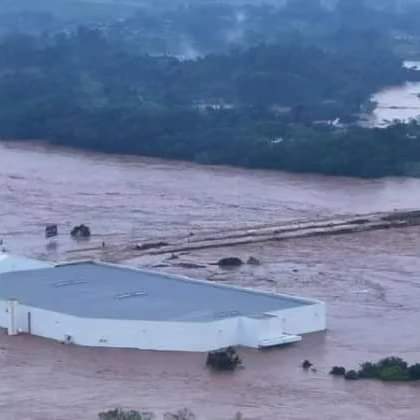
<box><xmin>0</xmin><ymin>257</ymin><xmax>326</xmax><ymax>352</ymax></box>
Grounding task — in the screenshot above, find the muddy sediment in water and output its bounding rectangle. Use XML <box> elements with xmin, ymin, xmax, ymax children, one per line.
<box><xmin>3</xmin><ymin>141</ymin><xmax>420</xmax><ymax>259</ymax></box>
<box><xmin>1</xmin><ymin>142</ymin><xmax>420</xmax><ymax>419</ymax></box>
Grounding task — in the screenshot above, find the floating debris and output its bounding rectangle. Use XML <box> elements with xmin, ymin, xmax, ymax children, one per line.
<box><xmin>302</xmin><ymin>360</ymin><xmax>313</xmax><ymax>369</ymax></box>
<box><xmin>175</xmin><ymin>262</ymin><xmax>207</xmax><ymax>269</ymax></box>
<box><xmin>135</xmin><ymin>241</ymin><xmax>169</xmax><ymax>251</ymax></box>
<box><xmin>247</xmin><ymin>256</ymin><xmax>261</xmax><ymax>265</ymax></box>
<box><xmin>217</xmin><ymin>257</ymin><xmax>244</xmax><ymax>268</ymax></box>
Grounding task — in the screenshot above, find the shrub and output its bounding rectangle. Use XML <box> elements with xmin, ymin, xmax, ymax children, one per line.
<box><xmin>98</xmin><ymin>409</ymin><xmax>154</xmax><ymax>420</ymax></box>
<box><xmin>344</xmin><ymin>370</ymin><xmax>359</xmax><ymax>380</ymax></box>
<box><xmin>378</xmin><ymin>365</ymin><xmax>410</xmax><ymax>382</ymax></box>
<box><xmin>408</xmin><ymin>364</ymin><xmax>420</xmax><ymax>380</ymax></box>
<box><xmin>338</xmin><ymin>357</ymin><xmax>420</xmax><ymax>383</ymax></box>
<box><xmin>358</xmin><ymin>362</ymin><xmax>379</xmax><ymax>379</ymax></box>
<box><xmin>302</xmin><ymin>360</ymin><xmax>312</xmax><ymax>369</ymax></box>
<box><xmin>377</xmin><ymin>357</ymin><xmax>408</xmax><ymax>371</ymax></box>
<box><xmin>330</xmin><ymin>366</ymin><xmax>346</xmax><ymax>376</ymax></box>
<box><xmin>164</xmin><ymin>408</ymin><xmax>196</xmax><ymax>420</ymax></box>
<box><xmin>206</xmin><ymin>347</ymin><xmax>242</xmax><ymax>371</ymax></box>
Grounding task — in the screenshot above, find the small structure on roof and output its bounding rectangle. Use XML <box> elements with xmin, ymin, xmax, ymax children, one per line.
<box><xmin>0</xmin><ymin>256</ymin><xmax>326</xmax><ymax>351</ymax></box>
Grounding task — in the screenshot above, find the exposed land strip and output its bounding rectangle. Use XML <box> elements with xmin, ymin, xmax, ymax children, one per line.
<box><xmin>66</xmin><ymin>209</ymin><xmax>420</xmax><ymax>262</ymax></box>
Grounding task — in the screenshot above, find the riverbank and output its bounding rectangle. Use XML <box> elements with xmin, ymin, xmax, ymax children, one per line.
<box><xmin>2</xmin><ymin>26</ymin><xmax>420</xmax><ymax>178</ymax></box>
<box><xmin>4</xmin><ymin>112</ymin><xmax>420</xmax><ymax>178</ymax></box>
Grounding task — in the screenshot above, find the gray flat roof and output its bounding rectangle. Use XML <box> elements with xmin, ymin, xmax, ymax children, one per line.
<box><xmin>0</xmin><ymin>262</ymin><xmax>313</xmax><ymax>322</ymax></box>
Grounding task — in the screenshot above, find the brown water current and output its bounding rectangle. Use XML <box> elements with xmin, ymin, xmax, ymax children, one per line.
<box><xmin>3</xmin><ymin>141</ymin><xmax>420</xmax><ymax>258</ymax></box>
<box><xmin>1</xmin><ymin>141</ymin><xmax>420</xmax><ymax>419</ymax></box>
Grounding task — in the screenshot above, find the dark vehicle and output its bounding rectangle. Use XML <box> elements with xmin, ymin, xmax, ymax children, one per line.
<box><xmin>45</xmin><ymin>224</ymin><xmax>58</xmax><ymax>238</ymax></box>
<box><xmin>71</xmin><ymin>224</ymin><xmax>91</xmax><ymax>238</ymax></box>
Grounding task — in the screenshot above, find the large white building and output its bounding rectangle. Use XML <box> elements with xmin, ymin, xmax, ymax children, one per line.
<box><xmin>0</xmin><ymin>255</ymin><xmax>326</xmax><ymax>352</ymax></box>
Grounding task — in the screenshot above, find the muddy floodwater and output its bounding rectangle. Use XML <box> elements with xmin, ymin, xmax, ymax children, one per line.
<box><xmin>362</xmin><ymin>60</ymin><xmax>420</xmax><ymax>127</ymax></box>
<box><xmin>3</xmin><ymin>141</ymin><xmax>420</xmax><ymax>259</ymax></box>
<box><xmin>367</xmin><ymin>81</ymin><xmax>420</xmax><ymax>127</ymax></box>
<box><xmin>1</xmin><ymin>141</ymin><xmax>420</xmax><ymax>419</ymax></box>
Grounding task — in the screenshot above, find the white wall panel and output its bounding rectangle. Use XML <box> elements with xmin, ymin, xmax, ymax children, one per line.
<box><xmin>0</xmin><ymin>299</ymin><xmax>326</xmax><ymax>352</ymax></box>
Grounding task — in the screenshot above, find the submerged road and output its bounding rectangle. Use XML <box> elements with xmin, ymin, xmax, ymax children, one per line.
<box><xmin>66</xmin><ymin>209</ymin><xmax>420</xmax><ymax>262</ymax></box>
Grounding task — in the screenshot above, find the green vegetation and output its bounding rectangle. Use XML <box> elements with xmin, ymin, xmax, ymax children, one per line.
<box><xmin>3</xmin><ymin>0</ymin><xmax>420</xmax><ymax>58</ymax></box>
<box><xmin>344</xmin><ymin>370</ymin><xmax>359</xmax><ymax>380</ymax></box>
<box><xmin>330</xmin><ymin>366</ymin><xmax>346</xmax><ymax>376</ymax></box>
<box><xmin>99</xmin><ymin>409</ymin><xmax>154</xmax><ymax>420</ymax></box>
<box><xmin>98</xmin><ymin>408</ymin><xmax>244</xmax><ymax>420</ymax></box>
<box><xmin>1</xmin><ymin>1</ymin><xmax>420</xmax><ymax>178</ymax></box>
<box><xmin>1</xmin><ymin>27</ymin><xmax>420</xmax><ymax>178</ymax></box>
<box><xmin>339</xmin><ymin>357</ymin><xmax>420</xmax><ymax>382</ymax></box>
<box><xmin>206</xmin><ymin>347</ymin><xmax>242</xmax><ymax>371</ymax></box>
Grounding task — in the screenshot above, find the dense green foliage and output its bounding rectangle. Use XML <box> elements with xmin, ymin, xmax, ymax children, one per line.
<box><xmin>1</xmin><ymin>1</ymin><xmax>420</xmax><ymax>178</ymax></box>
<box><xmin>98</xmin><ymin>409</ymin><xmax>153</xmax><ymax>420</ymax></box>
<box><xmin>3</xmin><ymin>0</ymin><xmax>420</xmax><ymax>57</ymax></box>
<box><xmin>330</xmin><ymin>366</ymin><xmax>346</xmax><ymax>376</ymax></box>
<box><xmin>342</xmin><ymin>357</ymin><xmax>420</xmax><ymax>382</ymax></box>
<box><xmin>0</xmin><ymin>27</ymin><xmax>408</xmax><ymax>111</ymax></box>
<box><xmin>98</xmin><ymin>408</ymin><xmax>199</xmax><ymax>420</ymax></box>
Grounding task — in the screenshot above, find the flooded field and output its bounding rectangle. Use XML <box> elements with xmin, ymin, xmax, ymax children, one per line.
<box><xmin>362</xmin><ymin>60</ymin><xmax>420</xmax><ymax>127</ymax></box>
<box><xmin>1</xmin><ymin>142</ymin><xmax>420</xmax><ymax>419</ymax></box>
<box><xmin>366</xmin><ymin>81</ymin><xmax>420</xmax><ymax>127</ymax></box>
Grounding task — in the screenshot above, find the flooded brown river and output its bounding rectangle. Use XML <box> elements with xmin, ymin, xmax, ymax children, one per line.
<box><xmin>1</xmin><ymin>141</ymin><xmax>420</xmax><ymax>419</ymax></box>
<box><xmin>3</xmin><ymin>141</ymin><xmax>420</xmax><ymax>259</ymax></box>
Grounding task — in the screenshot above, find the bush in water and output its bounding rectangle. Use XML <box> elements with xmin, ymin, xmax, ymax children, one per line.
<box><xmin>338</xmin><ymin>357</ymin><xmax>420</xmax><ymax>382</ymax></box>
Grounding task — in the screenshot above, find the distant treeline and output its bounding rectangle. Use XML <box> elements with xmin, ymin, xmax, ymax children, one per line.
<box><xmin>0</xmin><ymin>27</ymin><xmax>420</xmax><ymax>178</ymax></box>
<box><xmin>2</xmin><ymin>0</ymin><xmax>420</xmax><ymax>58</ymax></box>
<box><xmin>0</xmin><ymin>27</ymin><xmax>409</xmax><ymax>110</ymax></box>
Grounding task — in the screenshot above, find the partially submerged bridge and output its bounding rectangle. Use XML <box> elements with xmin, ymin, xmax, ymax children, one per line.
<box><xmin>66</xmin><ymin>209</ymin><xmax>420</xmax><ymax>262</ymax></box>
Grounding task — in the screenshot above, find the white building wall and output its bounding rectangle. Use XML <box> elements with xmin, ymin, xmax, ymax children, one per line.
<box><xmin>0</xmin><ymin>299</ymin><xmax>326</xmax><ymax>352</ymax></box>
<box><xmin>0</xmin><ymin>300</ymin><xmax>9</xmax><ymax>326</ymax></box>
<box><xmin>0</xmin><ymin>259</ymin><xmax>326</xmax><ymax>351</ymax></box>
<box><xmin>237</xmin><ymin>316</ymin><xmax>285</xmax><ymax>348</ymax></box>
<box><xmin>0</xmin><ymin>258</ymin><xmax>326</xmax><ymax>350</ymax></box>
<box><xmin>269</xmin><ymin>301</ymin><xmax>326</xmax><ymax>335</ymax></box>
<box><xmin>4</xmin><ymin>303</ymin><xmax>242</xmax><ymax>352</ymax></box>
